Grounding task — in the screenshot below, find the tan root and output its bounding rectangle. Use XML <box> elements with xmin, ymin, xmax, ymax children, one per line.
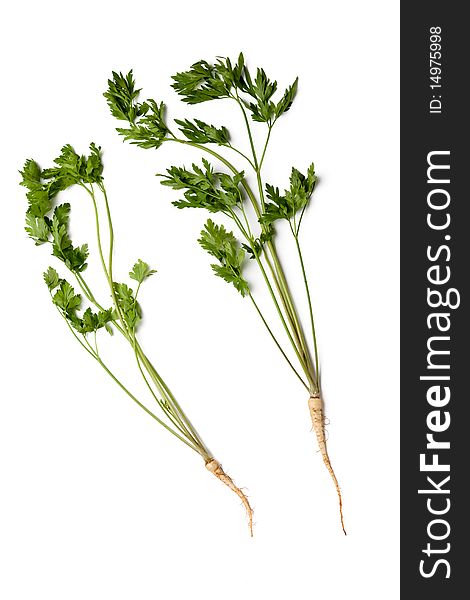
<box><xmin>308</xmin><ymin>395</ymin><xmax>347</xmax><ymax>535</ymax></box>
<box><xmin>205</xmin><ymin>459</ymin><xmax>254</xmax><ymax>536</ymax></box>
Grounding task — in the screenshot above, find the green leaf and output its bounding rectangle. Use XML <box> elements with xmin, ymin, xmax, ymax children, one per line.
<box><xmin>198</xmin><ymin>220</ymin><xmax>249</xmax><ymax>296</ymax></box>
<box><xmin>198</xmin><ymin>219</ymin><xmax>238</xmax><ymax>259</ymax></box>
<box><xmin>161</xmin><ymin>160</ymin><xmax>244</xmax><ymax>213</ymax></box>
<box><xmin>129</xmin><ymin>259</ymin><xmax>157</xmax><ymax>284</ymax></box>
<box><xmin>97</xmin><ymin>308</ymin><xmax>114</xmax><ymax>330</ymax></box>
<box><xmin>46</xmin><ymin>203</ymin><xmax>88</xmax><ymax>273</ymax></box>
<box><xmin>67</xmin><ymin>305</ymin><xmax>114</xmax><ymax>335</ymax></box>
<box><xmin>52</xmin><ymin>280</ymin><xmax>82</xmax><ymax>313</ymax></box>
<box><xmin>275</xmin><ymin>77</ymin><xmax>298</xmax><ymax>118</ymax></box>
<box><xmin>261</xmin><ymin>163</ymin><xmax>317</xmax><ymax>229</ymax></box>
<box><xmin>20</xmin><ymin>159</ymin><xmax>42</xmax><ymax>191</ymax></box>
<box><xmin>53</xmin><ymin>203</ymin><xmax>71</xmax><ymax>226</ymax></box>
<box><xmin>113</xmin><ymin>282</ymin><xmax>141</xmax><ymax>329</ymax></box>
<box><xmin>104</xmin><ymin>70</ymin><xmax>148</xmax><ymax>122</ymax></box>
<box><xmin>43</xmin><ymin>267</ymin><xmax>60</xmax><ymax>290</ymax></box>
<box><xmin>172</xmin><ymin>60</ymin><xmax>231</xmax><ymax>104</ymax></box>
<box><xmin>115</xmin><ymin>99</ymin><xmax>169</xmax><ymax>149</ymax></box>
<box><xmin>175</xmin><ymin>118</ymin><xmax>230</xmax><ymax>145</ymax></box>
<box><xmin>25</xmin><ymin>213</ymin><xmax>50</xmax><ymax>245</ymax></box>
<box><xmin>42</xmin><ymin>143</ymin><xmax>103</xmax><ymax>186</ymax></box>
<box><xmin>211</xmin><ymin>264</ymin><xmax>250</xmax><ymax>297</ymax></box>
<box><xmin>105</xmin><ymin>72</ymin><xmax>169</xmax><ymax>149</ymax></box>
<box><xmin>62</xmin><ymin>244</ymin><xmax>89</xmax><ymax>273</ymax></box>
<box><xmin>81</xmin><ymin>307</ymin><xmax>99</xmax><ymax>333</ymax></box>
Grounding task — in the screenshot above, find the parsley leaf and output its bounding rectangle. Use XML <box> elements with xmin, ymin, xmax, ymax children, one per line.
<box><xmin>113</xmin><ymin>282</ymin><xmax>141</xmax><ymax>330</ymax></box>
<box><xmin>116</xmin><ymin>99</ymin><xmax>169</xmax><ymax>149</ymax></box>
<box><xmin>43</xmin><ymin>266</ymin><xmax>60</xmax><ymax>290</ymax></box>
<box><xmin>42</xmin><ymin>143</ymin><xmax>103</xmax><ymax>187</ymax></box>
<box><xmin>198</xmin><ymin>219</ymin><xmax>249</xmax><ymax>296</ymax></box>
<box><xmin>170</xmin><ymin>54</ymin><xmax>298</xmax><ymax>126</ymax></box>
<box><xmin>275</xmin><ymin>77</ymin><xmax>298</xmax><ymax>119</ymax></box>
<box><xmin>171</xmin><ymin>55</ymin><xmax>245</xmax><ymax>103</ymax></box>
<box><xmin>49</xmin><ymin>277</ymin><xmax>113</xmax><ymax>334</ymax></box>
<box><xmin>25</xmin><ymin>213</ymin><xmax>50</xmax><ymax>245</ymax></box>
<box><xmin>22</xmin><ymin>144</ymin><xmax>104</xmax><ymax>274</ymax></box>
<box><xmin>160</xmin><ymin>160</ymin><xmax>244</xmax><ymax>213</ymax></box>
<box><xmin>50</xmin><ymin>203</ymin><xmax>89</xmax><ymax>273</ymax></box>
<box><xmin>52</xmin><ymin>279</ymin><xmax>82</xmax><ymax>314</ymax></box>
<box><xmin>129</xmin><ymin>259</ymin><xmax>157</xmax><ymax>284</ymax></box>
<box><xmin>261</xmin><ymin>163</ymin><xmax>317</xmax><ymax>232</ymax></box>
<box><xmin>104</xmin><ymin>70</ymin><xmax>147</xmax><ymax>122</ymax></box>
<box><xmin>175</xmin><ymin>118</ymin><xmax>230</xmax><ymax>145</ymax></box>
<box><xmin>20</xmin><ymin>159</ymin><xmax>42</xmax><ymax>191</ymax></box>
<box><xmin>105</xmin><ymin>72</ymin><xmax>169</xmax><ymax>149</ymax></box>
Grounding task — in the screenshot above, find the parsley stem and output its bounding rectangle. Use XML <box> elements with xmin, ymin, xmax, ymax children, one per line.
<box><xmin>259</xmin><ymin>125</ymin><xmax>272</xmax><ymax>170</ymax></box>
<box><xmin>135</xmin><ymin>344</ymin><xmax>212</xmax><ymax>460</ymax></box>
<box><xmin>85</xmin><ymin>179</ymin><xmax>213</xmax><ymax>460</ymax></box>
<box><xmin>233</xmin><ymin>93</ymin><xmax>259</xmax><ymax>171</ymax></box>
<box><xmin>226</xmin><ymin>142</ymin><xmax>256</xmax><ymax>170</ymax></box>
<box><xmin>95</xmin><ymin>353</ymin><xmax>202</xmax><ymax>455</ymax></box>
<box><xmin>202</xmin><ymin>111</ymin><xmax>311</xmax><ymax>371</ymax></box>
<box><xmin>75</xmin><ymin>273</ymin><xmax>103</xmax><ymax>309</ymax></box>
<box><xmin>55</xmin><ymin>301</ymin><xmax>201</xmax><ymax>453</ymax></box>
<box><xmin>249</xmin><ymin>293</ymin><xmax>309</xmax><ymax>391</ymax></box>
<box><xmin>132</xmin><ymin>335</ymin><xmax>198</xmax><ymax>442</ymax></box>
<box><xmin>228</xmin><ymin>208</ymin><xmax>313</xmax><ymax>383</ymax></box>
<box><xmin>234</xmin><ymin>108</ymin><xmax>317</xmax><ymax>388</ymax></box>
<box><xmin>293</xmin><ymin>231</ymin><xmax>319</xmax><ymax>389</ymax></box>
<box><xmin>82</xmin><ymin>184</ymin><xmax>111</xmax><ymax>282</ymax></box>
<box><xmin>266</xmin><ymin>238</ymin><xmax>316</xmax><ymax>388</ymax></box>
<box><xmin>169</xmin><ymin>136</ymin><xmax>315</xmax><ymax>389</ymax></box>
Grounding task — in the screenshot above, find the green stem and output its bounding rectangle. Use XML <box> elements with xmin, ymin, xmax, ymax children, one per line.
<box><xmin>259</xmin><ymin>125</ymin><xmax>272</xmax><ymax>169</ymax></box>
<box><xmin>293</xmin><ymin>233</ymin><xmax>320</xmax><ymax>389</ymax></box>
<box><xmin>228</xmin><ymin>208</ymin><xmax>313</xmax><ymax>384</ymax></box>
<box><xmin>88</xmin><ymin>180</ymin><xmax>213</xmax><ymax>460</ymax></box>
<box><xmin>97</xmin><ymin>182</ymin><xmax>132</xmax><ymax>339</ymax></box>
<box><xmin>249</xmin><ymin>293</ymin><xmax>309</xmax><ymax>391</ymax></box>
<box><xmin>82</xmin><ymin>184</ymin><xmax>110</xmax><ymax>283</ymax></box>
<box><xmin>95</xmin><ymin>353</ymin><xmax>201</xmax><ymax>454</ymax></box>
<box><xmin>134</xmin><ymin>343</ymin><xmax>212</xmax><ymax>460</ymax></box>
<box><xmin>267</xmin><ymin>238</ymin><xmax>315</xmax><ymax>382</ymax></box>
<box><xmin>55</xmin><ymin>305</ymin><xmax>201</xmax><ymax>454</ymax></box>
<box><xmin>132</xmin><ymin>333</ymin><xmax>198</xmax><ymax>442</ymax></box>
<box><xmin>168</xmin><ymin>136</ymin><xmax>315</xmax><ymax>389</ymax></box>
<box><xmin>223</xmin><ymin>108</ymin><xmax>311</xmax><ymax>367</ymax></box>
<box><xmin>226</xmin><ymin>143</ymin><xmax>256</xmax><ymax>170</ymax></box>
<box><xmin>234</xmin><ymin>110</ymin><xmax>316</xmax><ymax>387</ymax></box>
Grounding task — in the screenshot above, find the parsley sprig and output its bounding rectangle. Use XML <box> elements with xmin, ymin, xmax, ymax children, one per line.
<box><xmin>22</xmin><ymin>143</ymin><xmax>214</xmax><ymax>459</ymax></box>
<box><xmin>105</xmin><ymin>55</ymin><xmax>319</xmax><ymax>394</ymax></box>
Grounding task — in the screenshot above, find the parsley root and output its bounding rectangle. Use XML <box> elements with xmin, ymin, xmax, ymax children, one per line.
<box><xmin>309</xmin><ymin>395</ymin><xmax>346</xmax><ymax>535</ymax></box>
<box><xmin>21</xmin><ymin>144</ymin><xmax>253</xmax><ymax>534</ymax></box>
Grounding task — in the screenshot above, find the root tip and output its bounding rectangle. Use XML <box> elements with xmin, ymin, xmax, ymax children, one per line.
<box><xmin>206</xmin><ymin>459</ymin><xmax>254</xmax><ymax>536</ymax></box>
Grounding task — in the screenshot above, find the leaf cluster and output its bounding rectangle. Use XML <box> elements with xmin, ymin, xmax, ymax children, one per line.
<box><xmin>113</xmin><ymin>282</ymin><xmax>142</xmax><ymax>330</ymax></box>
<box><xmin>261</xmin><ymin>164</ymin><xmax>317</xmax><ymax>232</ymax></box>
<box><xmin>105</xmin><ymin>72</ymin><xmax>169</xmax><ymax>149</ymax></box>
<box><xmin>172</xmin><ymin>55</ymin><xmax>245</xmax><ymax>103</ymax></box>
<box><xmin>198</xmin><ymin>219</ymin><xmax>249</xmax><ymax>297</ymax></box>
<box><xmin>175</xmin><ymin>118</ymin><xmax>229</xmax><ymax>145</ymax></box>
<box><xmin>160</xmin><ymin>159</ymin><xmax>244</xmax><ymax>213</ymax></box>
<box><xmin>21</xmin><ymin>144</ymin><xmax>102</xmax><ymax>218</ymax></box>
<box><xmin>21</xmin><ymin>144</ymin><xmax>103</xmax><ymax>273</ymax></box>
<box><xmin>45</xmin><ymin>267</ymin><xmax>113</xmax><ymax>334</ymax></box>
<box><xmin>171</xmin><ymin>53</ymin><xmax>298</xmax><ymax>125</ymax></box>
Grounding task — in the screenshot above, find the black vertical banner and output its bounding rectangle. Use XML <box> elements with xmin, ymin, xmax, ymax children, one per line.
<box><xmin>401</xmin><ymin>3</ymin><xmax>468</xmax><ymax>598</ymax></box>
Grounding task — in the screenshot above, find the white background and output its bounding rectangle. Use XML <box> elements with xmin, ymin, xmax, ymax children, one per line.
<box><xmin>1</xmin><ymin>1</ymin><xmax>399</xmax><ymax>598</ymax></box>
